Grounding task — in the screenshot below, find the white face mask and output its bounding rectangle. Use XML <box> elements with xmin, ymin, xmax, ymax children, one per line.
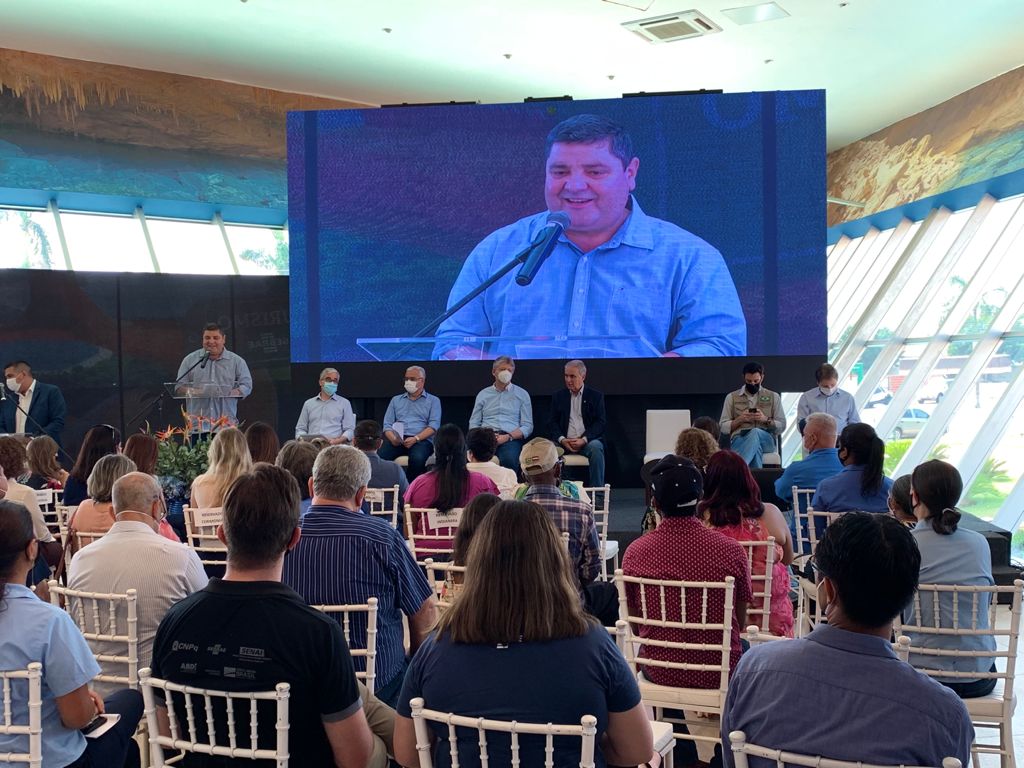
<box><xmin>819</xmin><ymin>385</ymin><xmax>836</xmax><ymax>396</ymax></box>
<box><xmin>5</xmin><ymin>377</ymin><xmax>17</xmax><ymax>391</ymax></box>
<box><xmin>496</xmin><ymin>370</ymin><xmax>513</xmax><ymax>385</ymax></box>
<box><xmin>404</xmin><ymin>380</ymin><xmax>419</xmax><ymax>394</ymax></box>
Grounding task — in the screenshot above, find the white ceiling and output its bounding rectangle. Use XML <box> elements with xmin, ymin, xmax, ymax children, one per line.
<box><xmin>2</xmin><ymin>0</ymin><xmax>1023</xmax><ymax>150</ymax></box>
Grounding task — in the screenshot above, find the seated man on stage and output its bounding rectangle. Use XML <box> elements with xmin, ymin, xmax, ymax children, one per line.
<box><xmin>720</xmin><ymin>362</ymin><xmax>784</xmax><ymax>469</ymax></box>
<box><xmin>379</xmin><ymin>366</ymin><xmax>441</xmax><ymax>480</ymax></box>
<box><xmin>469</xmin><ymin>356</ymin><xmax>533</xmax><ymax>472</ymax></box>
<box><xmin>175</xmin><ymin>322</ymin><xmax>252</xmax><ymax>429</ymax></box>
<box><xmin>547</xmin><ymin>359</ymin><xmax>607</xmax><ymax>487</ymax></box>
<box><xmin>295</xmin><ymin>367</ymin><xmax>355</xmax><ymax>444</ymax></box>
<box><xmin>796</xmin><ymin>363</ymin><xmax>859</xmax><ymax>433</ymax></box>
<box><xmin>2</xmin><ymin>360</ymin><xmax>67</xmax><ymax>446</ymax></box>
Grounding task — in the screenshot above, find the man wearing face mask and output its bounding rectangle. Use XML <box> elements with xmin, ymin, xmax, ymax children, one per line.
<box><xmin>796</xmin><ymin>363</ymin><xmax>859</xmax><ymax>433</ymax></box>
<box><xmin>2</xmin><ymin>360</ymin><xmax>67</xmax><ymax>447</ymax></box>
<box><xmin>295</xmin><ymin>367</ymin><xmax>355</xmax><ymax>445</ymax></box>
<box><xmin>469</xmin><ymin>356</ymin><xmax>534</xmax><ymax>472</ymax></box>
<box><xmin>720</xmin><ymin>361</ymin><xmax>785</xmax><ymax>468</ymax></box>
<box><xmin>379</xmin><ymin>366</ymin><xmax>442</xmax><ymax>480</ymax></box>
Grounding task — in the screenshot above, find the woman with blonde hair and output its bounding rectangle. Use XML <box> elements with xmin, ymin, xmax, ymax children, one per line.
<box><xmin>25</xmin><ymin>435</ymin><xmax>68</xmax><ymax>489</ymax></box>
<box><xmin>68</xmin><ymin>454</ymin><xmax>137</xmax><ymax>554</ymax></box>
<box><xmin>189</xmin><ymin>428</ymin><xmax>252</xmax><ymax>508</ymax></box>
<box><xmin>394</xmin><ymin>500</ymin><xmax>655</xmax><ymax>768</ymax></box>
<box><xmin>674</xmin><ymin>427</ymin><xmax>720</xmax><ymax>470</ymax></box>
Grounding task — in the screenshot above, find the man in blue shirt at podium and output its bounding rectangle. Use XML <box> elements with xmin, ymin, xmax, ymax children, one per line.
<box><xmin>434</xmin><ymin>113</ymin><xmax>746</xmax><ymax>360</ymax></box>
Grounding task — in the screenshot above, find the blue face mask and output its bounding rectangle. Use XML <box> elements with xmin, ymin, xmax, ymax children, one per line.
<box><xmin>323</xmin><ymin>381</ymin><xmax>338</xmax><ymax>396</ymax></box>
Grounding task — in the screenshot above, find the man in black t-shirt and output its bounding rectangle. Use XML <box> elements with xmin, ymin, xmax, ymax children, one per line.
<box><xmin>150</xmin><ymin>464</ymin><xmax>389</xmax><ymax>767</ymax></box>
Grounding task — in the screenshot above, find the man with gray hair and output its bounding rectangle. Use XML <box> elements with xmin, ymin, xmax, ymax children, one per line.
<box><xmin>68</xmin><ymin>471</ymin><xmax>208</xmax><ymax>696</ymax></box>
<box><xmin>774</xmin><ymin>412</ymin><xmax>843</xmax><ymax>546</ymax></box>
<box><xmin>379</xmin><ymin>365</ymin><xmax>441</xmax><ymax>480</ymax></box>
<box><xmin>469</xmin><ymin>355</ymin><xmax>533</xmax><ymax>472</ymax></box>
<box><xmin>282</xmin><ymin>446</ymin><xmax>435</xmax><ymax>707</ymax></box>
<box><xmin>547</xmin><ymin>359</ymin><xmax>607</xmax><ymax>486</ymax></box>
<box><xmin>295</xmin><ymin>366</ymin><xmax>355</xmax><ymax>444</ymax></box>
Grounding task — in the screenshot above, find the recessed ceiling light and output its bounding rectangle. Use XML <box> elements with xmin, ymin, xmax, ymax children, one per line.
<box><xmin>721</xmin><ymin>2</ymin><xmax>790</xmax><ymax>25</ymax></box>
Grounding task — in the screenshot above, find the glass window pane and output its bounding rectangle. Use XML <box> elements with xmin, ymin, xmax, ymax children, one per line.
<box><xmin>226</xmin><ymin>225</ymin><xmax>289</xmax><ymax>275</ymax></box>
<box><xmin>60</xmin><ymin>212</ymin><xmax>153</xmax><ymax>273</ymax></box>
<box><xmin>0</xmin><ymin>209</ymin><xmax>66</xmax><ymax>270</ymax></box>
<box><xmin>147</xmin><ymin>219</ymin><xmax>232</xmax><ymax>275</ymax></box>
<box><xmin>964</xmin><ymin>394</ymin><xmax>1024</xmax><ymax>523</ymax></box>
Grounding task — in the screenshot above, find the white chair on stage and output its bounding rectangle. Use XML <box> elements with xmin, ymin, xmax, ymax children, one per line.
<box><xmin>727</xmin><ymin>729</ymin><xmax>962</xmax><ymax>768</ymax></box>
<box><xmin>643</xmin><ymin>410</ymin><xmax>691</xmax><ymax>464</ymax></box>
<box><xmin>0</xmin><ymin>662</ymin><xmax>43</xmax><ymax>767</ymax></box>
<box><xmin>583</xmin><ymin>484</ymin><xmax>617</xmax><ymax>581</ymax></box>
<box><xmin>364</xmin><ymin>485</ymin><xmax>401</xmax><ymax>530</ymax></box>
<box><xmin>310</xmin><ymin>597</ymin><xmax>379</xmax><ymax>695</ymax></box>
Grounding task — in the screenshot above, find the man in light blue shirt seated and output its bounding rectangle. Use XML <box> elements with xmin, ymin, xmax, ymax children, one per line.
<box><xmin>379</xmin><ymin>366</ymin><xmax>442</xmax><ymax>480</ymax></box>
<box><xmin>774</xmin><ymin>412</ymin><xmax>842</xmax><ymax>503</ymax></box>
<box><xmin>796</xmin><ymin>363</ymin><xmax>860</xmax><ymax>433</ymax></box>
<box><xmin>175</xmin><ymin>322</ymin><xmax>252</xmax><ymax>430</ymax></box>
<box><xmin>721</xmin><ymin>513</ymin><xmax>973</xmax><ymax>768</ymax></box>
<box><xmin>434</xmin><ymin>113</ymin><xmax>746</xmax><ymax>360</ymax></box>
<box><xmin>469</xmin><ymin>356</ymin><xmax>533</xmax><ymax>472</ymax></box>
<box><xmin>295</xmin><ymin>367</ymin><xmax>355</xmax><ymax>444</ymax></box>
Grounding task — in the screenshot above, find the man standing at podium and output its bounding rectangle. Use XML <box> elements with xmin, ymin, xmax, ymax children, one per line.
<box><xmin>176</xmin><ymin>323</ymin><xmax>252</xmax><ymax>429</ymax></box>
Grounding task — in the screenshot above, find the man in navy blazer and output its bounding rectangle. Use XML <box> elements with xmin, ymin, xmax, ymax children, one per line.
<box><xmin>2</xmin><ymin>361</ymin><xmax>67</xmax><ymax>447</ymax></box>
<box><xmin>547</xmin><ymin>359</ymin><xmax>607</xmax><ymax>487</ymax></box>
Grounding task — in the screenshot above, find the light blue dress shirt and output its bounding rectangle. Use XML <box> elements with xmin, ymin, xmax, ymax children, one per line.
<box><xmin>904</xmin><ymin>521</ymin><xmax>996</xmax><ymax>680</ymax></box>
<box><xmin>796</xmin><ymin>387</ymin><xmax>860</xmax><ymax>431</ymax></box>
<box><xmin>175</xmin><ymin>348</ymin><xmax>252</xmax><ymax>427</ymax></box>
<box><xmin>0</xmin><ymin>584</ymin><xmax>101</xmax><ymax>767</ymax></box>
<box><xmin>469</xmin><ymin>383</ymin><xmax>533</xmax><ymax>437</ymax></box>
<box><xmin>435</xmin><ymin>197</ymin><xmax>746</xmax><ymax>358</ymax></box>
<box><xmin>295</xmin><ymin>393</ymin><xmax>355</xmax><ymax>440</ymax></box>
<box><xmin>812</xmin><ymin>464</ymin><xmax>893</xmax><ymax>512</ymax></box>
<box><xmin>774</xmin><ymin>448</ymin><xmax>844</xmax><ymax>502</ymax></box>
<box><xmin>383</xmin><ymin>391</ymin><xmax>442</xmax><ymax>441</ymax></box>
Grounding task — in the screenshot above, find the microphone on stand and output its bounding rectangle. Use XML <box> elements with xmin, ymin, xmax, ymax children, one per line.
<box><xmin>515</xmin><ymin>211</ymin><xmax>571</xmax><ymax>286</ymax></box>
<box><xmin>199</xmin><ymin>350</ymin><xmax>210</xmax><ymax>369</ymax></box>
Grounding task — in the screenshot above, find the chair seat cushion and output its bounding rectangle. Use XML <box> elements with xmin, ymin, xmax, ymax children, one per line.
<box><xmin>563</xmin><ymin>454</ymin><xmax>590</xmax><ymax>467</ymax></box>
<box><xmin>651</xmin><ymin>720</ymin><xmax>675</xmax><ymax>755</ymax></box>
<box><xmin>964</xmin><ymin>682</ymin><xmax>1016</xmax><ymax>720</ymax></box>
<box><xmin>637</xmin><ymin>672</ymin><xmax>724</xmax><ymax>711</ymax></box>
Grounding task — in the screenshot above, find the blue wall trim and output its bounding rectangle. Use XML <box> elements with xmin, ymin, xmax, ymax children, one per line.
<box><xmin>0</xmin><ymin>187</ymin><xmax>287</xmax><ymax>227</ymax></box>
<box><xmin>827</xmin><ymin>167</ymin><xmax>1024</xmax><ymax>244</ymax></box>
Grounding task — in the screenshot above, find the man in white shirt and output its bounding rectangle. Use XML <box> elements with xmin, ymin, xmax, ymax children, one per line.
<box><xmin>68</xmin><ymin>471</ymin><xmax>208</xmax><ymax>696</ymax></box>
<box><xmin>295</xmin><ymin>367</ymin><xmax>356</xmax><ymax>444</ymax></box>
<box><xmin>466</xmin><ymin>428</ymin><xmax>519</xmax><ymax>499</ymax></box>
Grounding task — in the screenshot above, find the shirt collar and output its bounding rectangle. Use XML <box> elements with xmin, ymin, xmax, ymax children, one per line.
<box><xmin>805</xmin><ymin>623</ymin><xmax>898</xmax><ymax>659</ymax></box>
<box><xmin>108</xmin><ymin>519</ymin><xmax>160</xmax><ymax>535</ymax></box>
<box><xmin>570</xmin><ymin>385</ymin><xmax>584</xmax><ymax>398</ymax></box>
<box><xmin>23</xmin><ymin>380</ymin><xmax>36</xmax><ymax>397</ymax></box>
<box><xmin>840</xmin><ymin>464</ymin><xmax>865</xmax><ymax>473</ymax></box>
<box><xmin>307</xmin><ymin>502</ymin><xmax>361</xmax><ymax>515</ymax></box>
<box><xmin>203</xmin><ymin>578</ymin><xmax>298</xmax><ymax>598</ymax></box>
<box><xmin>525</xmin><ymin>483</ymin><xmax>560</xmax><ymax>495</ymax></box>
<box><xmin>808</xmin><ymin>447</ymin><xmax>839</xmax><ymax>458</ymax></box>
<box><xmin>655</xmin><ymin>515</ymin><xmax>703</xmax><ymax>529</ymax></box>
<box><xmin>3</xmin><ymin>583</ymin><xmax>37</xmax><ymax>600</ymax></box>
<box><xmin>913</xmin><ymin>519</ymin><xmax>930</xmax><ymax>531</ymax></box>
<box><xmin>492</xmin><ymin>383</ymin><xmax>517</xmax><ymax>394</ymax></box>
<box><xmin>549</xmin><ymin>195</ymin><xmax>653</xmax><ymax>253</ymax></box>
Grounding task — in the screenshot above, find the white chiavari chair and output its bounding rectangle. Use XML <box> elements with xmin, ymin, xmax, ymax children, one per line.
<box><xmin>583</xmin><ymin>484</ymin><xmax>617</xmax><ymax>581</ymax></box>
<box><xmin>728</xmin><ymin>730</ymin><xmax>962</xmax><ymax>768</ymax></box>
<box><xmin>365</xmin><ymin>485</ymin><xmax>401</xmax><ymax>529</ymax></box>
<box><xmin>310</xmin><ymin>598</ymin><xmax>379</xmax><ymax>695</ymax></box>
<box><xmin>0</xmin><ymin>663</ymin><xmax>43</xmax><ymax>767</ymax></box>
<box><xmin>183</xmin><ymin>506</ymin><xmax>226</xmax><ymax>569</ymax></box>
<box><xmin>737</xmin><ymin>537</ymin><xmax>777</xmax><ymax>635</ymax></box>
<box><xmin>406</xmin><ymin>507</ymin><xmax>461</xmax><ymax>566</ymax></box>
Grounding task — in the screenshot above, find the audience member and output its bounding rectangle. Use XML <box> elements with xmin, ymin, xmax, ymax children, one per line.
<box><xmin>796</xmin><ymin>363</ymin><xmax>860</xmax><ymax>432</ymax></box>
<box><xmin>904</xmin><ymin>460</ymin><xmax>996</xmax><ymax>698</ymax></box>
<box><xmin>888</xmin><ymin>474</ymin><xmax>915</xmax><ymax>526</ymax></box>
<box><xmin>354</xmin><ymin>419</ymin><xmax>410</xmax><ymax>517</ymax></box>
<box><xmin>466</xmin><ymin>427</ymin><xmax>518</xmax><ymax>498</ymax></box>
<box><xmin>151</xmin><ymin>464</ymin><xmax>390</xmax><ymax>767</ymax></box>
<box><xmin>295</xmin><ymin>367</ymin><xmax>355</xmax><ymax>444</ymax></box>
<box><xmin>68</xmin><ymin>472</ymin><xmax>207</xmax><ymax>697</ymax></box>
<box><xmin>245</xmin><ymin>420</ymin><xmax>281</xmax><ymax>464</ymax></box>
<box><xmin>674</xmin><ymin>426</ymin><xmax>720</xmax><ymax>470</ymax></box>
<box><xmin>275</xmin><ymin>439</ymin><xmax>320</xmax><ymax>517</ymax></box>
<box><xmin>122</xmin><ymin>433</ymin><xmax>159</xmax><ymax>476</ymax></box>
<box><xmin>406</xmin><ymin>424</ymin><xmax>499</xmax><ymax>551</ymax></box>
<box><xmin>283</xmin><ymin>446</ymin><xmax>436</xmax><ymax>708</ymax></box>
<box><xmin>719</xmin><ymin>362</ymin><xmax>785</xmax><ymax>468</ymax></box>
<box><xmin>721</xmin><ymin>513</ymin><xmax>973</xmax><ymax>768</ymax></box>
<box><xmin>64</xmin><ymin>423</ymin><xmax>121</xmax><ymax>506</ymax></box>
<box><xmin>547</xmin><ymin>359</ymin><xmax>607</xmax><ymax>487</ymax></box>
<box><xmin>380</xmin><ymin>366</ymin><xmax>442</xmax><ymax>480</ymax></box>
<box><xmin>702</xmin><ymin>450</ymin><xmax>795</xmax><ymax>638</ymax></box>
<box><xmin>813</xmin><ymin>422</ymin><xmax>892</xmax><ymax>512</ymax></box>
<box><xmin>0</xmin><ymin>436</ymin><xmax>59</xmax><ymax>580</ymax></box>
<box><xmin>452</xmin><ymin>492</ymin><xmax>501</xmax><ymax>567</ymax></box>
<box><xmin>469</xmin><ymin>356</ymin><xmax>533</xmax><ymax>472</ymax></box>
<box><xmin>519</xmin><ymin>438</ymin><xmax>615</xmax><ymax>624</ymax></box>
<box><xmin>67</xmin><ymin>454</ymin><xmax>137</xmax><ymax>554</ymax></box>
<box><xmin>773</xmin><ymin>412</ymin><xmax>842</xmax><ymax>505</ymax></box>
<box><xmin>2</xmin><ymin>360</ymin><xmax>67</xmax><ymax>445</ymax></box>
<box><xmin>189</xmin><ymin>426</ymin><xmax>252</xmax><ymax>508</ymax></box>
<box><xmin>25</xmin><ymin>434</ymin><xmax>68</xmax><ymax>489</ymax></box>
<box><xmin>692</xmin><ymin>415</ymin><xmax>721</xmax><ymax>441</ymax></box>
<box><xmin>394</xmin><ymin>500</ymin><xmax>655</xmax><ymax>768</ymax></box>
<box><xmin>0</xmin><ymin>500</ymin><xmax>144</xmax><ymax>767</ymax></box>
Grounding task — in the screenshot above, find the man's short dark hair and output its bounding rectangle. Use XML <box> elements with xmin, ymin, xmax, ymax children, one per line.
<box><xmin>815</xmin><ymin>363</ymin><xmax>839</xmax><ymax>382</ymax></box>
<box><xmin>353</xmin><ymin>419</ymin><xmax>383</xmax><ymax>450</ymax></box>
<box><xmin>222</xmin><ymin>463</ymin><xmax>300</xmax><ymax>570</ymax></box>
<box><xmin>3</xmin><ymin>361</ymin><xmax>30</xmax><ymax>374</ymax></box>
<box><xmin>815</xmin><ymin>512</ymin><xmax>920</xmax><ymax>628</ymax></box>
<box><xmin>466</xmin><ymin>427</ymin><xmax>497</xmax><ymax>463</ymax></box>
<box><xmin>545</xmin><ymin>114</ymin><xmax>635</xmax><ymax>170</ymax></box>
<box><xmin>203</xmin><ymin>322</ymin><xmax>223</xmax><ymax>334</ymax></box>
<box><xmin>742</xmin><ymin>361</ymin><xmax>764</xmax><ymax>376</ymax></box>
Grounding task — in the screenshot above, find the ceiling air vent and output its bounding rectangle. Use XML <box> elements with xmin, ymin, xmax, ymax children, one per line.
<box><xmin>622</xmin><ymin>10</ymin><xmax>722</xmax><ymax>43</ymax></box>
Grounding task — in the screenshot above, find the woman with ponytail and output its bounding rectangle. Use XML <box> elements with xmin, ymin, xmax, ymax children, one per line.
<box><xmin>812</xmin><ymin>422</ymin><xmax>893</xmax><ymax>512</ymax></box>
<box><xmin>903</xmin><ymin>459</ymin><xmax>997</xmax><ymax>698</ymax></box>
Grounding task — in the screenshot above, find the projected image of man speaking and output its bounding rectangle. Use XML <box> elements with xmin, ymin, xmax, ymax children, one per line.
<box><xmin>434</xmin><ymin>114</ymin><xmax>747</xmax><ymax>360</ymax></box>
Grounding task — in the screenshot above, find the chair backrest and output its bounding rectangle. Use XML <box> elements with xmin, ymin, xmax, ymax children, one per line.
<box><xmin>33</xmin><ymin>488</ymin><xmax>54</xmax><ymax>512</ymax></box>
<box><xmin>613</xmin><ymin>569</ymin><xmax>735</xmax><ymax>697</ymax></box>
<box><xmin>309</xmin><ymin>598</ymin><xmax>378</xmax><ymax>695</ymax></box>
<box><xmin>737</xmin><ymin>537</ymin><xmax>776</xmax><ymax>633</ymax></box>
<box><xmin>139</xmin><ymin>668</ymin><xmax>290</xmax><ymax>767</ymax></box>
<box><xmin>645</xmin><ymin>409</ymin><xmax>691</xmax><ymax>456</ymax></box>
<box><xmin>183</xmin><ymin>506</ymin><xmax>226</xmax><ymax>566</ymax></box>
<box><xmin>893</xmin><ymin>579</ymin><xmax>1023</xmax><ymax>705</ymax></box>
<box><xmin>364</xmin><ymin>485</ymin><xmax>401</xmax><ymax>529</ymax></box>
<box><xmin>727</xmin><ymin>729</ymin><xmax>961</xmax><ymax>768</ymax></box>
<box><xmin>72</xmin><ymin>529</ymin><xmax>108</xmax><ymax>550</ymax></box>
<box><xmin>409</xmin><ymin>696</ymin><xmax>598</xmax><ymax>768</ymax></box>
<box><xmin>406</xmin><ymin>507</ymin><xmax>460</xmax><ymax>564</ymax></box>
<box><xmin>47</xmin><ymin>580</ymin><xmax>139</xmax><ymax>689</ymax></box>
<box><xmin>0</xmin><ymin>662</ymin><xmax>43</xmax><ymax>767</ymax></box>
<box><xmin>423</xmin><ymin>558</ymin><xmax>468</xmax><ymax>609</ymax></box>
<box><xmin>55</xmin><ymin>504</ymin><xmax>76</xmax><ymax>542</ymax></box>
<box><xmin>792</xmin><ymin>493</ymin><xmax>837</xmax><ymax>557</ymax></box>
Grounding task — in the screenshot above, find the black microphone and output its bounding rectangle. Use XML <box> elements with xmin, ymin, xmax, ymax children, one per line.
<box><xmin>515</xmin><ymin>211</ymin><xmax>571</xmax><ymax>286</ymax></box>
<box><xmin>199</xmin><ymin>350</ymin><xmax>210</xmax><ymax>369</ymax></box>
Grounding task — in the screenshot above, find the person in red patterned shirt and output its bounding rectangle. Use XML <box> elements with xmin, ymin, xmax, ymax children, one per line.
<box><xmin>622</xmin><ymin>454</ymin><xmax>753</xmax><ymax>690</ymax></box>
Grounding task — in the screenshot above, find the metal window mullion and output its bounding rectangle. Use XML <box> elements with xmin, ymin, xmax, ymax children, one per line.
<box><xmin>830</xmin><ymin>228</ymin><xmax>901</xmax><ymax>341</ymax></box>
<box><xmin>992</xmin><ymin>474</ymin><xmax>1024</xmax><ymax>531</ymax></box>
<box><xmin>826</xmin><ymin>233</ymin><xmax>860</xmax><ymax>293</ymax></box>
<box><xmin>955</xmin><ymin>362</ymin><xmax>1024</xmax><ymax>498</ymax></box>
<box><xmin>135</xmin><ymin>207</ymin><xmax>160</xmax><ymax>273</ymax></box>
<box><xmin>827</xmin><ymin>228</ymin><xmax>881</xmax><ymax>328</ymax></box>
<box><xmin>215</xmin><ymin>213</ymin><xmax>240</xmax><ymax>276</ymax></box>
<box><xmin>47</xmin><ymin>200</ymin><xmax>72</xmax><ymax>270</ymax></box>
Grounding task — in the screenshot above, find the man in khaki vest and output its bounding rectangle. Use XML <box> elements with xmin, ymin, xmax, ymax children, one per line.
<box><xmin>719</xmin><ymin>361</ymin><xmax>785</xmax><ymax>468</ymax></box>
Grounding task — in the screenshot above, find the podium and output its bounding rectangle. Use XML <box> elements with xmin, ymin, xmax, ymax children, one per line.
<box><xmin>356</xmin><ymin>335</ymin><xmax>663</xmax><ymax>361</ymax></box>
<box><xmin>165</xmin><ymin>382</ymin><xmax>242</xmax><ymax>432</ymax></box>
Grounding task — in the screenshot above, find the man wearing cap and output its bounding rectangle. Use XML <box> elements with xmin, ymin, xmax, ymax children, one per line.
<box><xmin>519</xmin><ymin>437</ymin><xmax>616</xmax><ymax>624</ymax></box>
